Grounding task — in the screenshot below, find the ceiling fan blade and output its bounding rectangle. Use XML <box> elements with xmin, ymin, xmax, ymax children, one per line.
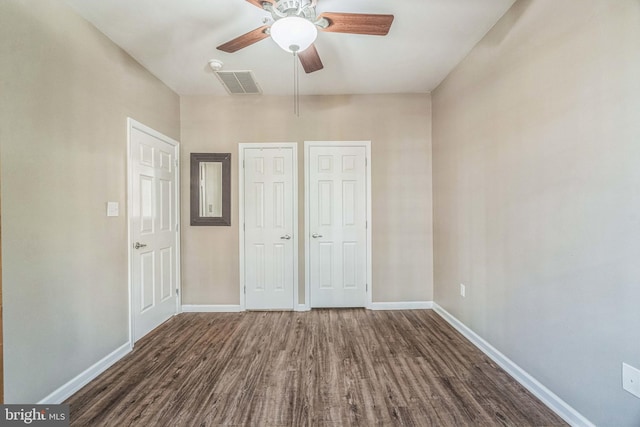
<box><xmin>217</xmin><ymin>26</ymin><xmax>270</xmax><ymax>53</ymax></box>
<box><xmin>298</xmin><ymin>44</ymin><xmax>324</xmax><ymax>73</ymax></box>
<box><xmin>245</xmin><ymin>0</ymin><xmax>274</xmax><ymax>9</ymax></box>
<box><xmin>318</xmin><ymin>12</ymin><xmax>394</xmax><ymax>36</ymax></box>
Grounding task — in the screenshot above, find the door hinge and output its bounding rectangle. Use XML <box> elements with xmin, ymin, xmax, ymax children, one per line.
<box><xmin>243</xmin><ymin>160</ymin><xmax>245</xmax><ymax>169</ymax></box>
<box><xmin>366</xmin><ymin>283</ymin><xmax>368</xmax><ymax>292</ymax></box>
<box><xmin>175</xmin><ymin>159</ymin><xmax>179</xmax><ymax>168</ymax></box>
<box><xmin>176</xmin><ymin>223</ymin><xmax>179</xmax><ymax>231</ymax></box>
<box><xmin>176</xmin><ymin>288</ymin><xmax>180</xmax><ymax>296</ymax></box>
<box><xmin>365</xmin><ymin>157</ymin><xmax>368</xmax><ymax>167</ymax></box>
<box><xmin>244</xmin><ymin>286</ymin><xmax>246</xmax><ymax>294</ymax></box>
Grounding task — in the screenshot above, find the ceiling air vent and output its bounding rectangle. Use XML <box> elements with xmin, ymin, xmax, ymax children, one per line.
<box><xmin>214</xmin><ymin>71</ymin><xmax>262</xmax><ymax>95</ymax></box>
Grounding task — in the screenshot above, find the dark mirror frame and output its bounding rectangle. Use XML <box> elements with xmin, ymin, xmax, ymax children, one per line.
<box><xmin>190</xmin><ymin>153</ymin><xmax>231</xmax><ymax>226</ymax></box>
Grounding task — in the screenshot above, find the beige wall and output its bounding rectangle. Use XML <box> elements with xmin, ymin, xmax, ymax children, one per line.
<box><xmin>180</xmin><ymin>94</ymin><xmax>433</xmax><ymax>305</ymax></box>
<box><xmin>0</xmin><ymin>0</ymin><xmax>180</xmax><ymax>403</ymax></box>
<box><xmin>432</xmin><ymin>1</ymin><xmax>640</xmax><ymax>425</ymax></box>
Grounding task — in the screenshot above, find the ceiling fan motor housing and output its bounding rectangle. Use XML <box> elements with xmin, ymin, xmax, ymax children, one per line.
<box><xmin>270</xmin><ymin>0</ymin><xmax>317</xmax><ymax>21</ymax></box>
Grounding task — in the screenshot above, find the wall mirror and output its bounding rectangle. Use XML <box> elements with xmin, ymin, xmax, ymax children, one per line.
<box><xmin>190</xmin><ymin>153</ymin><xmax>231</xmax><ymax>226</ymax></box>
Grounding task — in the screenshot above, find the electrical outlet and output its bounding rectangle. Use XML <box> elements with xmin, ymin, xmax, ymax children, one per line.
<box><xmin>623</xmin><ymin>363</ymin><xmax>640</xmax><ymax>398</ymax></box>
<box><xmin>460</xmin><ymin>284</ymin><xmax>466</xmax><ymax>298</ymax></box>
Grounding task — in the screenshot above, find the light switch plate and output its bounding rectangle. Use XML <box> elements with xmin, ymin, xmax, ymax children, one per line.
<box><xmin>106</xmin><ymin>202</ymin><xmax>119</xmax><ymax>217</ymax></box>
<box><xmin>622</xmin><ymin>363</ymin><xmax>640</xmax><ymax>398</ymax></box>
<box><xmin>460</xmin><ymin>284</ymin><xmax>466</xmax><ymax>298</ymax></box>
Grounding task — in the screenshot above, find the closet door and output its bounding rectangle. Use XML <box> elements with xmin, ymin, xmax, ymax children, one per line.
<box><xmin>308</xmin><ymin>143</ymin><xmax>368</xmax><ymax>308</ymax></box>
<box><xmin>242</xmin><ymin>146</ymin><xmax>296</xmax><ymax>310</ymax></box>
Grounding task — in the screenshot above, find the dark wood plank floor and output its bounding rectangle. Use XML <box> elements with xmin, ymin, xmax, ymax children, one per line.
<box><xmin>66</xmin><ymin>310</ymin><xmax>567</xmax><ymax>426</ymax></box>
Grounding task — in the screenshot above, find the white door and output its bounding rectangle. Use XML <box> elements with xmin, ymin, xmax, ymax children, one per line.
<box><xmin>242</xmin><ymin>146</ymin><xmax>296</xmax><ymax>310</ymax></box>
<box><xmin>129</xmin><ymin>120</ymin><xmax>179</xmax><ymax>342</ymax></box>
<box><xmin>308</xmin><ymin>144</ymin><xmax>368</xmax><ymax>307</ymax></box>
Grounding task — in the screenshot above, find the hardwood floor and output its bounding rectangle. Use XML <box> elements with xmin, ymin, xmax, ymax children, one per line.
<box><xmin>66</xmin><ymin>310</ymin><xmax>566</xmax><ymax>426</ymax></box>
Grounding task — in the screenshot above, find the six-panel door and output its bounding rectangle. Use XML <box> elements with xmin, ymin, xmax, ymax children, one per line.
<box><xmin>130</xmin><ymin>126</ymin><xmax>178</xmax><ymax>341</ymax></box>
<box><xmin>309</xmin><ymin>146</ymin><xmax>367</xmax><ymax>307</ymax></box>
<box><xmin>243</xmin><ymin>147</ymin><xmax>295</xmax><ymax>310</ymax></box>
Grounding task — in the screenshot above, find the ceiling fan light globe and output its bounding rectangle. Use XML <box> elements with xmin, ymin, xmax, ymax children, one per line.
<box><xmin>270</xmin><ymin>16</ymin><xmax>317</xmax><ymax>53</ymax></box>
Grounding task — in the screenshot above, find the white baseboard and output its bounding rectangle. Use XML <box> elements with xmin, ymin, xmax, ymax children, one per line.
<box><xmin>369</xmin><ymin>301</ymin><xmax>433</xmax><ymax>310</ymax></box>
<box><xmin>181</xmin><ymin>304</ymin><xmax>242</xmax><ymax>313</ymax></box>
<box><xmin>432</xmin><ymin>303</ymin><xmax>594</xmax><ymax>427</ymax></box>
<box><xmin>295</xmin><ymin>304</ymin><xmax>311</xmax><ymax>312</ymax></box>
<box><xmin>38</xmin><ymin>342</ymin><xmax>131</xmax><ymax>404</ymax></box>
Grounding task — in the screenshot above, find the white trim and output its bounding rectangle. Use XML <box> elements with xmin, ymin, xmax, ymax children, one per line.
<box><xmin>304</xmin><ymin>141</ymin><xmax>372</xmax><ymax>309</ymax></box>
<box><xmin>127</xmin><ymin>119</ymin><xmax>134</xmax><ymax>349</ymax></box>
<box><xmin>295</xmin><ymin>304</ymin><xmax>311</xmax><ymax>312</ymax></box>
<box><xmin>175</xmin><ymin>145</ymin><xmax>182</xmax><ymax>315</ymax></box>
<box><xmin>238</xmin><ymin>143</ymin><xmax>299</xmax><ymax>311</ymax></box>
<box><xmin>369</xmin><ymin>301</ymin><xmax>433</xmax><ymax>311</ymax></box>
<box><xmin>238</xmin><ymin>145</ymin><xmax>246</xmax><ymax>311</ymax></box>
<box><xmin>127</xmin><ymin>118</ymin><xmax>181</xmax><ymax>346</ymax></box>
<box><xmin>38</xmin><ymin>343</ymin><xmax>130</xmax><ymax>404</ymax></box>
<box><xmin>432</xmin><ymin>303</ymin><xmax>595</xmax><ymax>427</ymax></box>
<box><xmin>181</xmin><ymin>304</ymin><xmax>243</xmax><ymax>313</ymax></box>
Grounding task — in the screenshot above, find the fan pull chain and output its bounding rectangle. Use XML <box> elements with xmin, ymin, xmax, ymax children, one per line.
<box><xmin>293</xmin><ymin>50</ymin><xmax>300</xmax><ymax>117</ymax></box>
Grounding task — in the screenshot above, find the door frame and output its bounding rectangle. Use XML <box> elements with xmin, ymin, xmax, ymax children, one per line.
<box><xmin>238</xmin><ymin>143</ymin><xmax>299</xmax><ymax>311</ymax></box>
<box><xmin>127</xmin><ymin>118</ymin><xmax>181</xmax><ymax>348</ymax></box>
<box><xmin>304</xmin><ymin>141</ymin><xmax>372</xmax><ymax>309</ymax></box>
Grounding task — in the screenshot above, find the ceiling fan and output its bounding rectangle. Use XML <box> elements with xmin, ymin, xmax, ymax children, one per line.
<box><xmin>216</xmin><ymin>0</ymin><xmax>394</xmax><ymax>73</ymax></box>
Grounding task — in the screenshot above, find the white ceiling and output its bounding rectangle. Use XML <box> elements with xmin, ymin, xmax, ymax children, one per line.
<box><xmin>64</xmin><ymin>0</ymin><xmax>515</xmax><ymax>96</ymax></box>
